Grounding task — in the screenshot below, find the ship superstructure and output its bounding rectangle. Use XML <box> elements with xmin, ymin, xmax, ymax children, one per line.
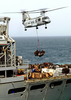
<box><xmin>0</xmin><ymin>17</ymin><xmax>16</xmax><ymax>67</ymax></box>
<box><xmin>0</xmin><ymin>17</ymin><xmax>30</xmax><ymax>100</ymax></box>
<box><xmin>0</xmin><ymin>17</ymin><xmax>29</xmax><ymax>77</ymax></box>
<box><xmin>0</xmin><ymin>17</ymin><xmax>71</xmax><ymax>100</ymax></box>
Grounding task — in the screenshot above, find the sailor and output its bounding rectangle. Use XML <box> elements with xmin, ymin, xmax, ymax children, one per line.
<box><xmin>18</xmin><ymin>69</ymin><xmax>24</xmax><ymax>75</ymax></box>
<box><xmin>32</xmin><ymin>68</ymin><xmax>35</xmax><ymax>72</ymax></box>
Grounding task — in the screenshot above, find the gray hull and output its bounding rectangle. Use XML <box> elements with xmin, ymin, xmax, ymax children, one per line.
<box><xmin>0</xmin><ymin>75</ymin><xmax>71</xmax><ymax>100</ymax></box>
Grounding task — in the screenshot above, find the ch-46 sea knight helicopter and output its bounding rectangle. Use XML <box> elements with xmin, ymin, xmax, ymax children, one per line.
<box><xmin>21</xmin><ymin>6</ymin><xmax>67</xmax><ymax>31</ymax></box>
<box><xmin>2</xmin><ymin>6</ymin><xmax>67</xmax><ymax>31</ymax></box>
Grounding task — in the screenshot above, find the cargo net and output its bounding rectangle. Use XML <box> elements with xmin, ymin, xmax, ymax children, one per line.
<box><xmin>34</xmin><ymin>29</ymin><xmax>45</xmax><ymax>57</ymax></box>
<box><xmin>34</xmin><ymin>49</ymin><xmax>45</xmax><ymax>57</ymax></box>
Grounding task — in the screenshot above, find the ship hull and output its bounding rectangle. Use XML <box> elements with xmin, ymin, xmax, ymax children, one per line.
<box><xmin>0</xmin><ymin>75</ymin><xmax>71</xmax><ymax>100</ymax></box>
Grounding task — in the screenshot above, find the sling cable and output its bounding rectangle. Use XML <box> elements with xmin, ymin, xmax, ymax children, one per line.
<box><xmin>34</xmin><ymin>29</ymin><xmax>45</xmax><ymax>57</ymax></box>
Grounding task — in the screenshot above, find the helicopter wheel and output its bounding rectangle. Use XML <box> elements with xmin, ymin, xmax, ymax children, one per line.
<box><xmin>36</xmin><ymin>26</ymin><xmax>38</xmax><ymax>29</ymax></box>
<box><xmin>45</xmin><ymin>24</ymin><xmax>47</xmax><ymax>29</ymax></box>
<box><xmin>45</xmin><ymin>27</ymin><xmax>47</xmax><ymax>29</ymax></box>
<box><xmin>25</xmin><ymin>28</ymin><xmax>27</xmax><ymax>31</ymax></box>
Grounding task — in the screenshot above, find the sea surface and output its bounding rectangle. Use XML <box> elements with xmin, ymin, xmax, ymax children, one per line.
<box><xmin>13</xmin><ymin>36</ymin><xmax>71</xmax><ymax>65</ymax></box>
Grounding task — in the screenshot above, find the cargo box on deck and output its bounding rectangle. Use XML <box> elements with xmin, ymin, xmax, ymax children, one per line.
<box><xmin>35</xmin><ymin>73</ymin><xmax>42</xmax><ymax>79</ymax></box>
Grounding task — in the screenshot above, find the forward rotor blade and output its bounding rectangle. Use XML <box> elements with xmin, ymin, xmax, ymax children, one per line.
<box><xmin>1</xmin><ymin>12</ymin><xmax>22</xmax><ymax>14</ymax></box>
<box><xmin>27</xmin><ymin>8</ymin><xmax>48</xmax><ymax>12</ymax></box>
<box><xmin>26</xmin><ymin>6</ymin><xmax>67</xmax><ymax>13</ymax></box>
<box><xmin>20</xmin><ymin>8</ymin><xmax>48</xmax><ymax>14</ymax></box>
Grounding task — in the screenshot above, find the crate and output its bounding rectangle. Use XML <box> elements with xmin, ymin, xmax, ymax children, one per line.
<box><xmin>35</xmin><ymin>69</ymin><xmax>41</xmax><ymax>73</ymax></box>
<box><xmin>46</xmin><ymin>73</ymin><xmax>49</xmax><ymax>78</ymax></box>
<box><xmin>32</xmin><ymin>73</ymin><xmax>35</xmax><ymax>78</ymax></box>
<box><xmin>42</xmin><ymin>73</ymin><xmax>46</xmax><ymax>78</ymax></box>
<box><xmin>48</xmin><ymin>72</ymin><xmax>53</xmax><ymax>76</ymax></box>
<box><xmin>35</xmin><ymin>73</ymin><xmax>42</xmax><ymax>79</ymax></box>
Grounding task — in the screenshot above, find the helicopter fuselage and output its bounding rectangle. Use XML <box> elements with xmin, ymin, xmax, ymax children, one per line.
<box><xmin>23</xmin><ymin>16</ymin><xmax>51</xmax><ymax>29</ymax></box>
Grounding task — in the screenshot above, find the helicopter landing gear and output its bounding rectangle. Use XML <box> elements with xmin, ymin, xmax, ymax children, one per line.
<box><xmin>45</xmin><ymin>24</ymin><xmax>47</xmax><ymax>29</ymax></box>
<box><xmin>36</xmin><ymin>26</ymin><xmax>38</xmax><ymax>29</ymax></box>
<box><xmin>45</xmin><ymin>26</ymin><xmax>47</xmax><ymax>29</ymax></box>
<box><xmin>25</xmin><ymin>28</ymin><xmax>27</xmax><ymax>31</ymax></box>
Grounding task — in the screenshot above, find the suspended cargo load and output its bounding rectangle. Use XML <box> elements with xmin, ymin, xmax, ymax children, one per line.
<box><xmin>34</xmin><ymin>29</ymin><xmax>45</xmax><ymax>57</ymax></box>
<box><xmin>34</xmin><ymin>50</ymin><xmax>45</xmax><ymax>57</ymax></box>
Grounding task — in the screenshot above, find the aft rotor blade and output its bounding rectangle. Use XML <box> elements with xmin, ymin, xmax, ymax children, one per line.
<box><xmin>26</xmin><ymin>6</ymin><xmax>67</xmax><ymax>13</ymax></box>
<box><xmin>1</xmin><ymin>12</ymin><xmax>22</xmax><ymax>14</ymax></box>
<box><xmin>46</xmin><ymin>6</ymin><xmax>67</xmax><ymax>12</ymax></box>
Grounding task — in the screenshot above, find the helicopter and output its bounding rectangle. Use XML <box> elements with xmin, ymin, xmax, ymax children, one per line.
<box><xmin>2</xmin><ymin>6</ymin><xmax>67</xmax><ymax>31</ymax></box>
<box><xmin>21</xmin><ymin>6</ymin><xmax>67</xmax><ymax>31</ymax></box>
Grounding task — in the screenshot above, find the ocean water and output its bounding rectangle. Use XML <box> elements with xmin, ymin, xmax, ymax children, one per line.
<box><xmin>13</xmin><ymin>36</ymin><xmax>71</xmax><ymax>64</ymax></box>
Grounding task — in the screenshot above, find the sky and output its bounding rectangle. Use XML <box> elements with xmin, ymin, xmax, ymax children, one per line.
<box><xmin>0</xmin><ymin>0</ymin><xmax>71</xmax><ymax>37</ymax></box>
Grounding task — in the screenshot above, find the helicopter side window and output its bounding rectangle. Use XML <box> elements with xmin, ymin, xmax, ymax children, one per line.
<box><xmin>35</xmin><ymin>19</ymin><xmax>37</xmax><ymax>22</ymax></box>
<box><xmin>42</xmin><ymin>17</ymin><xmax>44</xmax><ymax>20</ymax></box>
<box><xmin>28</xmin><ymin>22</ymin><xmax>30</xmax><ymax>24</ymax></box>
<box><xmin>31</xmin><ymin>21</ymin><xmax>34</xmax><ymax>24</ymax></box>
<box><xmin>38</xmin><ymin>18</ymin><xmax>40</xmax><ymax>21</ymax></box>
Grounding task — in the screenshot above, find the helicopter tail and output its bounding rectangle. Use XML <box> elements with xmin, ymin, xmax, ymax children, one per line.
<box><xmin>22</xmin><ymin>13</ymin><xmax>31</xmax><ymax>24</ymax></box>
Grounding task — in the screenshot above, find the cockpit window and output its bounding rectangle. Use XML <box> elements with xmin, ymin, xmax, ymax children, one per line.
<box><xmin>42</xmin><ymin>17</ymin><xmax>49</xmax><ymax>20</ymax></box>
<box><xmin>44</xmin><ymin>17</ymin><xmax>47</xmax><ymax>19</ymax></box>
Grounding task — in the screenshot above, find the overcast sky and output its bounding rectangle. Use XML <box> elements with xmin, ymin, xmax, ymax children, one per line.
<box><xmin>0</xmin><ymin>0</ymin><xmax>71</xmax><ymax>37</ymax></box>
